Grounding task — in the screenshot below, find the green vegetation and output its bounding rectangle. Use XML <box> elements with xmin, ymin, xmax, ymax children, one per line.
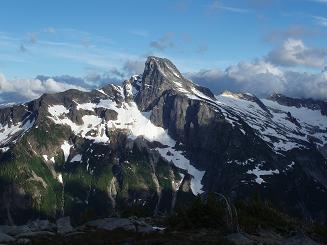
<box><xmin>31</xmin><ymin>122</ymin><xmax>69</xmax><ymax>147</ymax></box>
<box><xmin>0</xmin><ymin>142</ymin><xmax>62</xmax><ymax>218</ymax></box>
<box><xmin>236</xmin><ymin>200</ymin><xmax>298</xmax><ymax>234</ymax></box>
<box><xmin>95</xmin><ymin>165</ymin><xmax>114</xmax><ymax>192</ymax></box>
<box><xmin>168</xmin><ymin>193</ymin><xmax>300</xmax><ymax>233</ymax></box>
<box><xmin>0</xmin><ymin>123</ymin><xmax>181</xmax><ymax>222</ymax></box>
<box><xmin>168</xmin><ymin>193</ymin><xmax>228</xmax><ymax>231</ymax></box>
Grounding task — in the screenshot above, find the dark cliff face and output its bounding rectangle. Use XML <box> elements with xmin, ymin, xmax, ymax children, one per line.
<box><xmin>135</xmin><ymin>57</ymin><xmax>276</xmax><ymax>166</ymax></box>
<box><xmin>0</xmin><ymin>56</ymin><xmax>327</xmax><ymax>224</ymax></box>
<box><xmin>133</xmin><ymin>57</ymin><xmax>327</xmax><ymax>222</ymax></box>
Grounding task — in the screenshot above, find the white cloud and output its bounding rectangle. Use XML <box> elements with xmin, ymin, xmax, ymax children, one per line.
<box><xmin>129</xmin><ymin>29</ymin><xmax>149</xmax><ymax>37</ymax></box>
<box><xmin>0</xmin><ymin>73</ymin><xmax>87</xmax><ymax>101</ymax></box>
<box><xmin>312</xmin><ymin>15</ymin><xmax>327</xmax><ymax>27</ymax></box>
<box><xmin>266</xmin><ymin>38</ymin><xmax>327</xmax><ymax>68</ymax></box>
<box><xmin>187</xmin><ymin>59</ymin><xmax>327</xmax><ymax>100</ymax></box>
<box><xmin>208</xmin><ymin>0</ymin><xmax>250</xmax><ymax>13</ymax></box>
<box><xmin>123</xmin><ymin>59</ymin><xmax>145</xmax><ymax>75</ymax></box>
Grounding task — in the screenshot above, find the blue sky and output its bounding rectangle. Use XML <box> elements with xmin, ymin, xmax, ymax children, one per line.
<box><xmin>0</xmin><ymin>0</ymin><xmax>327</xmax><ymax>102</ymax></box>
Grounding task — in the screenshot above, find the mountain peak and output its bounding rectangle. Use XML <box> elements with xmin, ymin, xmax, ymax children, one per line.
<box><xmin>135</xmin><ymin>56</ymin><xmax>215</xmax><ymax>111</ymax></box>
<box><xmin>136</xmin><ymin>56</ymin><xmax>190</xmax><ymax>110</ymax></box>
<box><xmin>144</xmin><ymin>56</ymin><xmax>183</xmax><ymax>80</ymax></box>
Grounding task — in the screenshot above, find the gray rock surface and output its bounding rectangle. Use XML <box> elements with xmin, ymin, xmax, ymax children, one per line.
<box><xmin>0</xmin><ymin>232</ymin><xmax>15</xmax><ymax>243</ymax></box>
<box><xmin>0</xmin><ymin>225</ymin><xmax>31</xmax><ymax>236</ymax></box>
<box><xmin>84</xmin><ymin>218</ymin><xmax>136</xmax><ymax>232</ymax></box>
<box><xmin>283</xmin><ymin>233</ymin><xmax>319</xmax><ymax>245</ymax></box>
<box><xmin>56</xmin><ymin>217</ymin><xmax>73</xmax><ymax>234</ymax></box>
<box><xmin>28</xmin><ymin>219</ymin><xmax>55</xmax><ymax>232</ymax></box>
<box><xmin>15</xmin><ymin>231</ymin><xmax>55</xmax><ymax>238</ymax></box>
<box><xmin>226</xmin><ymin>233</ymin><xmax>253</xmax><ymax>245</ymax></box>
<box><xmin>16</xmin><ymin>238</ymin><xmax>31</xmax><ymax>244</ymax></box>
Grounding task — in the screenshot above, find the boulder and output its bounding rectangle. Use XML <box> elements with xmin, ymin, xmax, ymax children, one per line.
<box><xmin>15</xmin><ymin>231</ymin><xmax>55</xmax><ymax>238</ymax></box>
<box><xmin>0</xmin><ymin>232</ymin><xmax>15</xmax><ymax>243</ymax></box>
<box><xmin>16</xmin><ymin>238</ymin><xmax>31</xmax><ymax>244</ymax></box>
<box><xmin>0</xmin><ymin>225</ymin><xmax>31</xmax><ymax>236</ymax></box>
<box><xmin>283</xmin><ymin>233</ymin><xmax>319</xmax><ymax>245</ymax></box>
<box><xmin>133</xmin><ymin>220</ymin><xmax>154</xmax><ymax>233</ymax></box>
<box><xmin>56</xmin><ymin>217</ymin><xmax>73</xmax><ymax>234</ymax></box>
<box><xmin>226</xmin><ymin>233</ymin><xmax>252</xmax><ymax>245</ymax></box>
<box><xmin>84</xmin><ymin>218</ymin><xmax>136</xmax><ymax>232</ymax></box>
<box><xmin>28</xmin><ymin>219</ymin><xmax>55</xmax><ymax>231</ymax></box>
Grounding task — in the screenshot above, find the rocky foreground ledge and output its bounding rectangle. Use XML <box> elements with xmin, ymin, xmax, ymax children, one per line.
<box><xmin>0</xmin><ymin>217</ymin><xmax>165</xmax><ymax>244</ymax></box>
<box><xmin>0</xmin><ymin>216</ymin><xmax>322</xmax><ymax>245</ymax></box>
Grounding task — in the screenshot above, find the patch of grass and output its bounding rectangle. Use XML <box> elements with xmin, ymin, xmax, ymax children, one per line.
<box><xmin>95</xmin><ymin>165</ymin><xmax>113</xmax><ymax>192</ymax></box>
<box><xmin>31</xmin><ymin>123</ymin><xmax>69</xmax><ymax>147</ymax></box>
<box><xmin>168</xmin><ymin>193</ymin><xmax>228</xmax><ymax>231</ymax></box>
<box><xmin>236</xmin><ymin>199</ymin><xmax>298</xmax><ymax>234</ymax></box>
<box><xmin>307</xmin><ymin>223</ymin><xmax>327</xmax><ymax>243</ymax></box>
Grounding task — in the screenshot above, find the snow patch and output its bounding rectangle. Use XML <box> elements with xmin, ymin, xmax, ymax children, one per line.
<box><xmin>61</xmin><ymin>141</ymin><xmax>72</xmax><ymax>162</ymax></box>
<box><xmin>70</xmin><ymin>154</ymin><xmax>82</xmax><ymax>162</ymax></box>
<box><xmin>57</xmin><ymin>173</ymin><xmax>63</xmax><ymax>184</ymax></box>
<box><xmin>247</xmin><ymin>165</ymin><xmax>279</xmax><ymax>184</ymax></box>
<box><xmin>97</xmin><ymin>89</ymin><xmax>107</xmax><ymax>96</ymax></box>
<box><xmin>48</xmin><ymin>105</ymin><xmax>69</xmax><ymax>117</ymax></box>
<box><xmin>0</xmin><ymin>146</ymin><xmax>10</xmax><ymax>152</ymax></box>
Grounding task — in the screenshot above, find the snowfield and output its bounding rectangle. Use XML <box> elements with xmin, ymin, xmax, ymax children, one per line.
<box><xmin>215</xmin><ymin>92</ymin><xmax>327</xmax><ymax>151</ymax></box>
<box><xmin>48</xmin><ymin>91</ymin><xmax>205</xmax><ymax>194</ymax></box>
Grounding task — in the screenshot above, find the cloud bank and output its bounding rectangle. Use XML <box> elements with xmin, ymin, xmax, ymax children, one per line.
<box><xmin>186</xmin><ymin>38</ymin><xmax>327</xmax><ymax>100</ymax></box>
<box><xmin>186</xmin><ymin>59</ymin><xmax>327</xmax><ymax>100</ymax></box>
<box><xmin>0</xmin><ymin>74</ymin><xmax>87</xmax><ymax>103</ymax></box>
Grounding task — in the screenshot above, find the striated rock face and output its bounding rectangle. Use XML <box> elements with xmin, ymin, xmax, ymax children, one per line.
<box><xmin>0</xmin><ymin>56</ymin><xmax>326</xmax><ymax>224</ymax></box>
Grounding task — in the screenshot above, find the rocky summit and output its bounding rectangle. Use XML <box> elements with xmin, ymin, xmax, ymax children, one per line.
<box><xmin>0</xmin><ymin>56</ymin><xmax>326</xmax><ymax>229</ymax></box>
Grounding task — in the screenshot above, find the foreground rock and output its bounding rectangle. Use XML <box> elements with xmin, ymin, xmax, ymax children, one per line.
<box><xmin>226</xmin><ymin>231</ymin><xmax>321</xmax><ymax>245</ymax></box>
<box><xmin>226</xmin><ymin>232</ymin><xmax>252</xmax><ymax>245</ymax></box>
<box><xmin>82</xmin><ymin>218</ymin><xmax>154</xmax><ymax>233</ymax></box>
<box><xmin>283</xmin><ymin>233</ymin><xmax>319</xmax><ymax>245</ymax></box>
<box><xmin>15</xmin><ymin>231</ymin><xmax>55</xmax><ymax>238</ymax></box>
<box><xmin>0</xmin><ymin>217</ymin><xmax>324</xmax><ymax>244</ymax></box>
<box><xmin>56</xmin><ymin>217</ymin><xmax>73</xmax><ymax>234</ymax></box>
<box><xmin>0</xmin><ymin>217</ymin><xmax>161</xmax><ymax>244</ymax></box>
<box><xmin>0</xmin><ymin>232</ymin><xmax>15</xmax><ymax>243</ymax></box>
<box><xmin>0</xmin><ymin>225</ymin><xmax>31</xmax><ymax>236</ymax></box>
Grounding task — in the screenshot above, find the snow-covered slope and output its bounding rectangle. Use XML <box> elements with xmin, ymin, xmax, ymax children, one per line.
<box><xmin>214</xmin><ymin>92</ymin><xmax>327</xmax><ymax>152</ymax></box>
<box><xmin>47</xmin><ymin>83</ymin><xmax>204</xmax><ymax>194</ymax></box>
